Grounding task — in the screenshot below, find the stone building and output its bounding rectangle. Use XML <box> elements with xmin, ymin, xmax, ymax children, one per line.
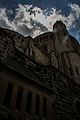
<box><xmin>0</xmin><ymin>21</ymin><xmax>80</xmax><ymax>120</ymax></box>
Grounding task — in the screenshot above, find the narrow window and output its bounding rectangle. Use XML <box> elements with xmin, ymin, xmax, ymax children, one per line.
<box><xmin>75</xmin><ymin>100</ymin><xmax>80</xmax><ymax>114</ymax></box>
<box><xmin>3</xmin><ymin>82</ymin><xmax>14</xmax><ymax>107</ymax></box>
<box><xmin>46</xmin><ymin>35</ymin><xmax>49</xmax><ymax>39</ymax></box>
<box><xmin>67</xmin><ymin>44</ymin><xmax>69</xmax><ymax>48</ymax></box>
<box><xmin>44</xmin><ymin>45</ymin><xmax>47</xmax><ymax>52</ymax></box>
<box><xmin>35</xmin><ymin>94</ymin><xmax>40</xmax><ymax>116</ymax></box>
<box><xmin>43</xmin><ymin>36</ymin><xmax>45</xmax><ymax>40</ymax></box>
<box><xmin>50</xmin><ymin>35</ymin><xmax>52</xmax><ymax>39</ymax></box>
<box><xmin>37</xmin><ymin>39</ymin><xmax>39</xmax><ymax>42</ymax></box>
<box><xmin>52</xmin><ymin>103</ymin><xmax>54</xmax><ymax>110</ymax></box>
<box><xmin>43</xmin><ymin>97</ymin><xmax>47</xmax><ymax>118</ymax></box>
<box><xmin>36</xmin><ymin>39</ymin><xmax>37</xmax><ymax>42</ymax></box>
<box><xmin>76</xmin><ymin>67</ymin><xmax>79</xmax><ymax>76</ymax></box>
<box><xmin>16</xmin><ymin>87</ymin><xmax>23</xmax><ymax>111</ymax></box>
<box><xmin>69</xmin><ymin>67</ymin><xmax>73</xmax><ymax>76</ymax></box>
<box><xmin>42</xmin><ymin>45</ymin><xmax>47</xmax><ymax>52</ymax></box>
<box><xmin>43</xmin><ymin>68</ymin><xmax>47</xmax><ymax>74</ymax></box>
<box><xmin>40</xmin><ymin>37</ymin><xmax>42</xmax><ymax>41</ymax></box>
<box><xmin>26</xmin><ymin>90</ymin><xmax>32</xmax><ymax>113</ymax></box>
<box><xmin>26</xmin><ymin>48</ymin><xmax>29</xmax><ymax>55</ymax></box>
<box><xmin>32</xmin><ymin>51</ymin><xmax>35</xmax><ymax>59</ymax></box>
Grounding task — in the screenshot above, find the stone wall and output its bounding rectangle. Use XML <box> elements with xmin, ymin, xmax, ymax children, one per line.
<box><xmin>41</xmin><ymin>66</ymin><xmax>80</xmax><ymax>120</ymax></box>
<box><xmin>0</xmin><ymin>24</ymin><xmax>80</xmax><ymax>120</ymax></box>
<box><xmin>0</xmin><ymin>60</ymin><xmax>80</xmax><ymax>120</ymax></box>
<box><xmin>0</xmin><ymin>67</ymin><xmax>54</xmax><ymax>120</ymax></box>
<box><xmin>0</xmin><ymin>28</ymin><xmax>50</xmax><ymax>66</ymax></box>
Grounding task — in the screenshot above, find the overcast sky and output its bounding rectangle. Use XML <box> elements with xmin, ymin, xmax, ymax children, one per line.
<box><xmin>0</xmin><ymin>0</ymin><xmax>80</xmax><ymax>42</ymax></box>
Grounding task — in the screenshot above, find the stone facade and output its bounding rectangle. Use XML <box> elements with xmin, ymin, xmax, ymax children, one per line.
<box><xmin>35</xmin><ymin>21</ymin><xmax>80</xmax><ymax>84</ymax></box>
<box><xmin>0</xmin><ymin>21</ymin><xmax>80</xmax><ymax>120</ymax></box>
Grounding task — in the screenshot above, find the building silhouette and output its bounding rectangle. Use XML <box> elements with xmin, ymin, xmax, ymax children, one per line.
<box><xmin>0</xmin><ymin>21</ymin><xmax>80</xmax><ymax>120</ymax></box>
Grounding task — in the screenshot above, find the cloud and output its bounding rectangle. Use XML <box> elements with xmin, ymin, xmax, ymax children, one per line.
<box><xmin>0</xmin><ymin>3</ymin><xmax>80</xmax><ymax>40</ymax></box>
<box><xmin>66</xmin><ymin>4</ymin><xmax>80</xmax><ymax>29</ymax></box>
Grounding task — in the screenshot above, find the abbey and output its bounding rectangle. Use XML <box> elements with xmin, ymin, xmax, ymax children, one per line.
<box><xmin>0</xmin><ymin>21</ymin><xmax>80</xmax><ymax>120</ymax></box>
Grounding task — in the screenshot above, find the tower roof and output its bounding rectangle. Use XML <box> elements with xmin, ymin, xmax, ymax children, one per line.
<box><xmin>53</xmin><ymin>20</ymin><xmax>66</xmax><ymax>30</ymax></box>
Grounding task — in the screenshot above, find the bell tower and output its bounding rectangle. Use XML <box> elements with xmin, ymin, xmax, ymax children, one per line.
<box><xmin>52</xmin><ymin>21</ymin><xmax>69</xmax><ymax>73</ymax></box>
<box><xmin>53</xmin><ymin>20</ymin><xmax>68</xmax><ymax>45</ymax></box>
